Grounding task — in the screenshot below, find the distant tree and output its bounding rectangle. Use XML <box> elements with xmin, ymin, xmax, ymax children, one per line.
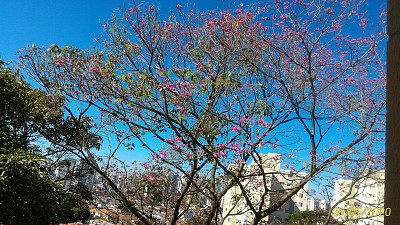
<box><xmin>287</xmin><ymin>211</ymin><xmax>340</xmax><ymax>225</ymax></box>
<box><xmin>19</xmin><ymin>0</ymin><xmax>386</xmax><ymax>224</ymax></box>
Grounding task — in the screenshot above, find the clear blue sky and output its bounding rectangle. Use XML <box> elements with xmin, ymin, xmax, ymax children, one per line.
<box><xmin>0</xmin><ymin>0</ymin><xmax>248</xmax><ymax>63</ymax></box>
<box><xmin>0</xmin><ymin>1</ymin><xmax>386</xmax><ymax>63</ymax></box>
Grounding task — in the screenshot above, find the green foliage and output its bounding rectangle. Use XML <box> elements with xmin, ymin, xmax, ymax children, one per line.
<box><xmin>287</xmin><ymin>211</ymin><xmax>340</xmax><ymax>225</ymax></box>
<box><xmin>0</xmin><ymin>65</ymin><xmax>90</xmax><ymax>225</ymax></box>
<box><xmin>0</xmin><ymin>149</ymin><xmax>90</xmax><ymax>225</ymax></box>
<box><xmin>0</xmin><ymin>65</ymin><xmax>63</xmax><ymax>153</ymax></box>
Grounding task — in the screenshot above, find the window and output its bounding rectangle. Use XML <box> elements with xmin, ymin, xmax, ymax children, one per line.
<box><xmin>300</xmin><ymin>194</ymin><xmax>304</xmax><ymax>198</ymax></box>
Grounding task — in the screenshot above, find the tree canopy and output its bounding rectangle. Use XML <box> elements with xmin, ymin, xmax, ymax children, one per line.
<box><xmin>17</xmin><ymin>0</ymin><xmax>386</xmax><ymax>224</ymax></box>
<box><xmin>0</xmin><ymin>64</ymin><xmax>90</xmax><ymax>225</ymax></box>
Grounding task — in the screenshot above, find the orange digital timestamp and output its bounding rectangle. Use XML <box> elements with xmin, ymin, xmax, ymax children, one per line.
<box><xmin>331</xmin><ymin>207</ymin><xmax>391</xmax><ymax>218</ymax></box>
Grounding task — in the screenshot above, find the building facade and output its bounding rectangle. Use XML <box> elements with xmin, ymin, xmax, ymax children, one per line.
<box><xmin>222</xmin><ymin>153</ymin><xmax>308</xmax><ymax>224</ymax></box>
<box><xmin>332</xmin><ymin>170</ymin><xmax>385</xmax><ymax>225</ymax></box>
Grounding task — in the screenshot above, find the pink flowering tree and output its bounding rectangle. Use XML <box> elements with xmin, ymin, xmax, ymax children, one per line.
<box><xmin>19</xmin><ymin>0</ymin><xmax>386</xmax><ymax>224</ymax></box>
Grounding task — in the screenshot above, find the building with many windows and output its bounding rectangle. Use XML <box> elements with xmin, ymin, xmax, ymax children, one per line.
<box><xmin>332</xmin><ymin>169</ymin><xmax>385</xmax><ymax>225</ymax></box>
<box><xmin>50</xmin><ymin>158</ymin><xmax>78</xmax><ymax>190</ymax></box>
<box><xmin>307</xmin><ymin>198</ymin><xmax>329</xmax><ymax>211</ymax></box>
<box><xmin>222</xmin><ymin>153</ymin><xmax>308</xmax><ymax>224</ymax></box>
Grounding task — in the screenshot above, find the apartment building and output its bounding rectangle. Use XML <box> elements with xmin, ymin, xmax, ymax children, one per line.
<box><xmin>222</xmin><ymin>153</ymin><xmax>308</xmax><ymax>225</ymax></box>
<box><xmin>332</xmin><ymin>169</ymin><xmax>385</xmax><ymax>225</ymax></box>
<box><xmin>51</xmin><ymin>158</ymin><xmax>78</xmax><ymax>190</ymax></box>
<box><xmin>307</xmin><ymin>198</ymin><xmax>329</xmax><ymax>211</ymax></box>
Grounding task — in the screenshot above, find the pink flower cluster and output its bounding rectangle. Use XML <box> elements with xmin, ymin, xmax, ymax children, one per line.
<box><xmin>366</xmin><ymin>154</ymin><xmax>382</xmax><ymax>164</ymax></box>
<box><xmin>359</xmin><ymin>18</ymin><xmax>368</xmax><ymax>28</ymax></box>
<box><xmin>164</xmin><ymin>136</ymin><xmax>182</xmax><ymax>144</ymax></box>
<box><xmin>230</xmin><ymin>143</ymin><xmax>244</xmax><ymax>154</ymax></box>
<box><xmin>55</xmin><ymin>57</ymin><xmax>69</xmax><ymax>67</ymax></box>
<box><xmin>152</xmin><ymin>151</ymin><xmax>168</xmax><ymax>159</ymax></box>
<box><xmin>230</xmin><ymin>125</ymin><xmax>241</xmax><ymax>132</ymax></box>
<box><xmin>90</xmin><ymin>67</ymin><xmax>101</xmax><ymax>75</ymax></box>
<box><xmin>159</xmin><ymin>81</ymin><xmax>194</xmax><ymax>98</ymax></box>
<box><xmin>216</xmin><ymin>143</ymin><xmax>227</xmax><ymax>149</ymax></box>
<box><xmin>144</xmin><ymin>174</ymin><xmax>161</xmax><ymax>181</ymax></box>
<box><xmin>238</xmin><ymin>117</ymin><xmax>249</xmax><ymax>124</ymax></box>
<box><xmin>214</xmin><ymin>150</ymin><xmax>227</xmax><ymax>158</ymax></box>
<box><xmin>257</xmin><ymin>119</ymin><xmax>269</xmax><ymax>127</ymax></box>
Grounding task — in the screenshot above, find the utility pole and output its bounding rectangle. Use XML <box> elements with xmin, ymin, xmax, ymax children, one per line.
<box><xmin>385</xmin><ymin>0</ymin><xmax>400</xmax><ymax>224</ymax></box>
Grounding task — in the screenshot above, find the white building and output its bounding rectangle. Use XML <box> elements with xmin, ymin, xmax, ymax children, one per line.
<box><xmin>51</xmin><ymin>158</ymin><xmax>78</xmax><ymax>189</ymax></box>
<box><xmin>222</xmin><ymin>153</ymin><xmax>308</xmax><ymax>224</ymax></box>
<box><xmin>307</xmin><ymin>198</ymin><xmax>329</xmax><ymax>211</ymax></box>
<box><xmin>332</xmin><ymin>169</ymin><xmax>385</xmax><ymax>225</ymax></box>
<box><xmin>79</xmin><ymin>159</ymin><xmax>96</xmax><ymax>189</ymax></box>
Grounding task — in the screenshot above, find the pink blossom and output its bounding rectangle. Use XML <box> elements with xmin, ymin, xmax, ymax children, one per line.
<box><xmin>339</xmin><ymin>51</ymin><xmax>348</xmax><ymax>59</ymax></box>
<box><xmin>235</xmin><ymin>9</ymin><xmax>243</xmax><ymax>14</ymax></box>
<box><xmin>176</xmin><ymin>5</ymin><xmax>182</xmax><ymax>10</ymax></box>
<box><xmin>90</xmin><ymin>67</ymin><xmax>101</xmax><ymax>74</ymax></box>
<box><xmin>325</xmin><ymin>8</ymin><xmax>333</xmax><ymax>15</ymax></box>
<box><xmin>230</xmin><ymin>126</ymin><xmax>241</xmax><ymax>132</ymax></box>
<box><xmin>152</xmin><ymin>152</ymin><xmax>161</xmax><ymax>159</ymax></box>
<box><xmin>164</xmin><ymin>138</ymin><xmax>175</xmax><ymax>144</ymax></box>
<box><xmin>280</xmin><ymin>14</ymin><xmax>289</xmax><ymax>20</ymax></box>
<box><xmin>144</xmin><ymin>174</ymin><xmax>161</xmax><ymax>181</ymax></box>
<box><xmin>172</xmin><ymin>67</ymin><xmax>180</xmax><ymax>73</ymax></box>
<box><xmin>359</xmin><ymin>18</ymin><xmax>368</xmax><ymax>28</ymax></box>
<box><xmin>142</xmin><ymin>162</ymin><xmax>149</xmax><ymax>169</ymax></box>
<box><xmin>159</xmin><ymin>151</ymin><xmax>168</xmax><ymax>158</ymax></box>
<box><xmin>128</xmin><ymin>7</ymin><xmax>139</xmax><ymax>13</ymax></box>
<box><xmin>244</xmin><ymin>12</ymin><xmax>254</xmax><ymax>20</ymax></box>
<box><xmin>185</xmin><ymin>41</ymin><xmax>193</xmax><ymax>49</ymax></box>
<box><xmin>55</xmin><ymin>59</ymin><xmax>65</xmax><ymax>67</ymax></box>
<box><xmin>309</xmin><ymin>151</ymin><xmax>320</xmax><ymax>158</ymax></box>
<box><xmin>230</xmin><ymin>143</ymin><xmax>244</xmax><ymax>154</ymax></box>
<box><xmin>175</xmin><ymin>136</ymin><xmax>183</xmax><ymax>142</ymax></box>
<box><xmin>216</xmin><ymin>143</ymin><xmax>227</xmax><ymax>149</ymax></box>
<box><xmin>257</xmin><ymin>119</ymin><xmax>269</xmax><ymax>127</ymax></box>
<box><xmin>171</xmin><ymin>145</ymin><xmax>182</xmax><ymax>150</ymax></box>
<box><xmin>238</xmin><ymin>117</ymin><xmax>249</xmax><ymax>124</ymax></box>
<box><xmin>148</xmin><ymin>5</ymin><xmax>154</xmax><ymax>12</ymax></box>
<box><xmin>213</xmin><ymin>150</ymin><xmax>227</xmax><ymax>158</ymax></box>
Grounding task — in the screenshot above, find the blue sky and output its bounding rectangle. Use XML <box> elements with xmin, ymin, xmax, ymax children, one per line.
<box><xmin>0</xmin><ymin>0</ymin><xmax>386</xmax><ymax>62</ymax></box>
<box><xmin>0</xmin><ymin>0</ymin><xmax>242</xmax><ymax>63</ymax></box>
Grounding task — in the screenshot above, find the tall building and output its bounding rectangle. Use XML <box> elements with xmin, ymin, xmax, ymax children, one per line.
<box><xmin>222</xmin><ymin>153</ymin><xmax>308</xmax><ymax>224</ymax></box>
<box><xmin>307</xmin><ymin>198</ymin><xmax>329</xmax><ymax>211</ymax></box>
<box><xmin>51</xmin><ymin>158</ymin><xmax>78</xmax><ymax>190</ymax></box>
<box><xmin>79</xmin><ymin>159</ymin><xmax>96</xmax><ymax>189</ymax></box>
<box><xmin>332</xmin><ymin>169</ymin><xmax>385</xmax><ymax>225</ymax></box>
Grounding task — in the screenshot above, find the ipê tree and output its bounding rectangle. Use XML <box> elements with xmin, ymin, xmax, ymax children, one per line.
<box><xmin>18</xmin><ymin>0</ymin><xmax>386</xmax><ymax>224</ymax></box>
